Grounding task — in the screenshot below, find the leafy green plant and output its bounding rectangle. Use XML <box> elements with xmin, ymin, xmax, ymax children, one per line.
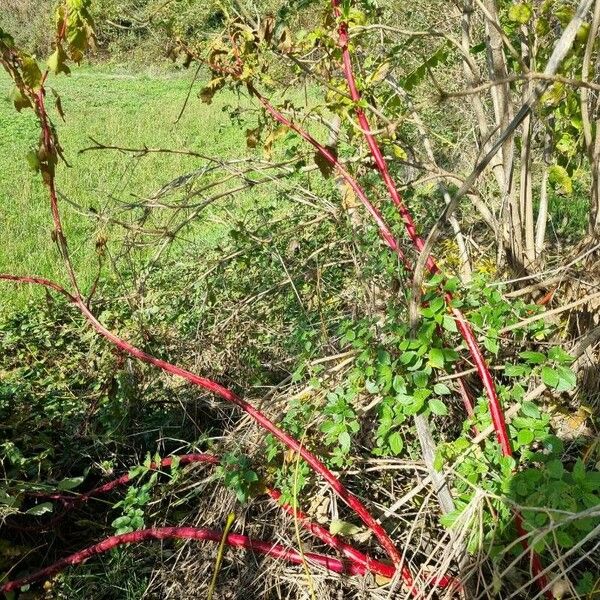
<box><xmin>511</xmin><ymin>458</ymin><xmax>600</xmax><ymax>552</ymax></box>
<box><xmin>111</xmin><ymin>456</ymin><xmax>159</xmax><ymax>534</ymax></box>
<box><xmin>216</xmin><ymin>452</ymin><xmax>259</xmax><ymax>503</ymax></box>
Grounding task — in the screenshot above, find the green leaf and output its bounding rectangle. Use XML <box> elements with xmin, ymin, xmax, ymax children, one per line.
<box><xmin>484</xmin><ymin>335</ymin><xmax>499</xmax><ymax>355</ymax></box>
<box><xmin>542</xmin><ymin>83</ymin><xmax>566</xmax><ymax>107</ymax></box>
<box><xmin>433</xmin><ymin>383</ymin><xmax>451</xmax><ymax>395</ymax></box>
<box><xmin>517</xmin><ymin>429</ymin><xmax>534</xmax><ymax>446</ymax></box>
<box><xmin>26</xmin><ymin>149</ymin><xmax>40</xmax><ymax>171</ymax></box>
<box><xmin>521</xmin><ymin>401</ymin><xmax>541</xmax><ymax>419</ymax></box>
<box><xmin>392</xmin><ymin>144</ymin><xmax>407</xmax><ymax>160</ymax></box>
<box><xmin>369</xmin><ymin>61</ymin><xmax>390</xmax><ymax>84</ymax></box>
<box><xmin>329</xmin><ymin>519</ymin><xmax>362</xmax><ymax>537</ymax></box>
<box><xmin>555</xmin><ymin>366</ymin><xmax>576</xmax><ymax>391</ymax></box>
<box><xmin>26</xmin><ymin>502</ymin><xmax>54</xmax><ymax>516</ymax></box>
<box><xmin>428</xmin><ymin>348</ymin><xmax>445</xmax><ymax>369</ymax></box>
<box><xmin>548</xmin><ymin>165</ymin><xmax>573</xmax><ymax>195</ymax></box>
<box><xmin>519</xmin><ymin>351</ymin><xmax>546</xmax><ymax>365</ymax></box>
<box><xmin>429</xmin><ymin>398</ymin><xmax>448</xmax><ymax>416</ymax></box>
<box><xmin>556</xmin><ymin>133</ymin><xmax>577</xmax><ymax>158</ymax></box>
<box><xmin>508</xmin><ymin>3</ymin><xmax>533</xmax><ymax>24</ymax></box>
<box><xmin>505</xmin><ymin>364</ymin><xmax>530</xmax><ymax>377</ymax></box>
<box><xmin>127</xmin><ymin>465</ymin><xmax>147</xmax><ymax>480</ymax></box>
<box><xmin>556</xmin><ymin>529</ymin><xmax>574</xmax><ymax>548</ymax></box>
<box><xmin>469</xmin><ymin>42</ymin><xmax>486</xmax><ymax>54</ymax></box>
<box><xmin>546</xmin><ymin>459</ymin><xmax>564</xmax><ymax>479</ymax></box>
<box><xmin>433</xmin><ymin>449</ymin><xmax>445</xmax><ymax>471</ymax></box>
<box><xmin>388</xmin><ymin>431</ymin><xmax>404</xmax><ymax>455</ymax></box>
<box><xmin>412</xmin><ymin>370</ymin><xmax>429</xmax><ymax>388</ymax></box>
<box><xmin>572</xmin><ymin>459</ymin><xmax>586</xmax><ymax>483</ymax></box>
<box><xmin>442</xmin><ymin>315</ymin><xmax>458</xmax><ymax>333</ymax></box>
<box><xmin>47</xmin><ymin>44</ymin><xmax>71</xmax><ymax>76</ymax></box>
<box><xmin>541</xmin><ymin>366</ymin><xmax>560</xmax><ymax>388</ymax></box>
<box><xmin>365</xmin><ymin>379</ymin><xmax>379</xmax><ymax>394</ymax></box>
<box><xmin>548</xmin><ymin>347</ymin><xmax>574</xmax><ymax>364</ymax></box>
<box><xmin>338</xmin><ymin>431</ymin><xmax>351</xmax><ymax>452</ymax></box>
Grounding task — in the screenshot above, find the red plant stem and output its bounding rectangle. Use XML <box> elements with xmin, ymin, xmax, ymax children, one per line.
<box><xmin>266</xmin><ymin>488</ymin><xmax>396</xmax><ymax>580</ymax></box>
<box><xmin>35</xmin><ymin>454</ymin><xmax>220</xmax><ymax>504</ymax></box>
<box><xmin>0</xmin><ymin>527</ymin><xmax>365</xmax><ymax>593</ymax></box>
<box><xmin>455</xmin><ymin>376</ymin><xmax>479</xmax><ymax>436</ymax></box>
<box><xmin>330</xmin><ymin>3</ymin><xmax>550</xmax><ymax>595</ymax></box>
<box><xmin>248</xmin><ymin>85</ymin><xmax>410</xmax><ymax>271</ymax></box>
<box><xmin>330</xmin><ymin>0</ymin><xmax>511</xmax><ymax>456</ymax></box>
<box><xmin>0</xmin><ymin>273</ymin><xmax>413</xmax><ymax>590</ymax></box>
<box><xmin>31</xmin><ymin>453</ymin><xmax>459</xmax><ymax>592</ymax></box>
<box><xmin>450</xmin><ymin>306</ymin><xmax>511</xmax><ymax>456</ymax></box>
<box><xmin>331</xmin><ymin>5</ymin><xmax>436</xmax><ymax>274</ymax></box>
<box><xmin>514</xmin><ymin>513</ymin><xmax>552</xmax><ymax>600</ymax></box>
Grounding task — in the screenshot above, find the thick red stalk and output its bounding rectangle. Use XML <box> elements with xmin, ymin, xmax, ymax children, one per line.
<box><xmin>250</xmin><ymin>71</ymin><xmax>513</xmax><ymax>457</ymax></box>
<box><xmin>0</xmin><ymin>527</ymin><xmax>365</xmax><ymax>593</ymax></box>
<box><xmin>450</xmin><ymin>307</ymin><xmax>511</xmax><ymax>456</ymax></box>
<box><xmin>514</xmin><ymin>514</ymin><xmax>552</xmax><ymax>600</ymax></box>
<box><xmin>267</xmin><ymin>488</ymin><xmax>397</xmax><ymax>580</ymax></box>
<box><xmin>332</xmin><ymin>16</ymin><xmax>437</xmax><ymax>274</ymax></box>
<box><xmin>31</xmin><ymin>453</ymin><xmax>456</xmax><ymax>592</ymax></box>
<box><xmin>36</xmin><ymin>454</ymin><xmax>220</xmax><ymax>504</ymax></box>
<box><xmin>249</xmin><ymin>86</ymin><xmax>410</xmax><ymax>270</ymax></box>
<box><xmin>0</xmin><ymin>274</ymin><xmax>411</xmax><ymax>588</ymax></box>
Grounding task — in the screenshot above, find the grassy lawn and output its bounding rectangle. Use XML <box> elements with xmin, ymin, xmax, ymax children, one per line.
<box><xmin>0</xmin><ymin>65</ymin><xmax>275</xmax><ymax>306</ymax></box>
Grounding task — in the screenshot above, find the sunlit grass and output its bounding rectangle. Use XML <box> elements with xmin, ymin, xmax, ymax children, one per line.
<box><xmin>0</xmin><ymin>65</ymin><xmax>270</xmax><ymax>306</ymax></box>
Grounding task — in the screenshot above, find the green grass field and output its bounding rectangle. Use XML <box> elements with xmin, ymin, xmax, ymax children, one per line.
<box><xmin>0</xmin><ymin>65</ymin><xmax>272</xmax><ymax>306</ymax></box>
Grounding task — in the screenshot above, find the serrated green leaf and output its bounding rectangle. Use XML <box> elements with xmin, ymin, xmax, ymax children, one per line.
<box><xmin>519</xmin><ymin>351</ymin><xmax>546</xmax><ymax>365</ymax></box>
<box><xmin>442</xmin><ymin>314</ymin><xmax>458</xmax><ymax>332</ymax></box>
<box><xmin>548</xmin><ymin>347</ymin><xmax>574</xmax><ymax>364</ymax></box>
<box><xmin>555</xmin><ymin>365</ymin><xmax>576</xmax><ymax>391</ymax></box>
<box><xmin>505</xmin><ymin>364</ymin><xmax>530</xmax><ymax>377</ymax></box>
<box><xmin>392</xmin><ymin>144</ymin><xmax>407</xmax><ymax>160</ymax></box>
<box><xmin>429</xmin><ymin>398</ymin><xmax>448</xmax><ymax>416</ymax></box>
<box><xmin>541</xmin><ymin>366</ymin><xmax>560</xmax><ymax>388</ymax></box>
<box><xmin>338</xmin><ymin>430</ymin><xmax>351</xmax><ymax>452</ymax></box>
<box><xmin>428</xmin><ymin>348</ymin><xmax>444</xmax><ymax>369</ymax></box>
<box><xmin>521</xmin><ymin>401</ymin><xmax>540</xmax><ymax>419</ymax></box>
